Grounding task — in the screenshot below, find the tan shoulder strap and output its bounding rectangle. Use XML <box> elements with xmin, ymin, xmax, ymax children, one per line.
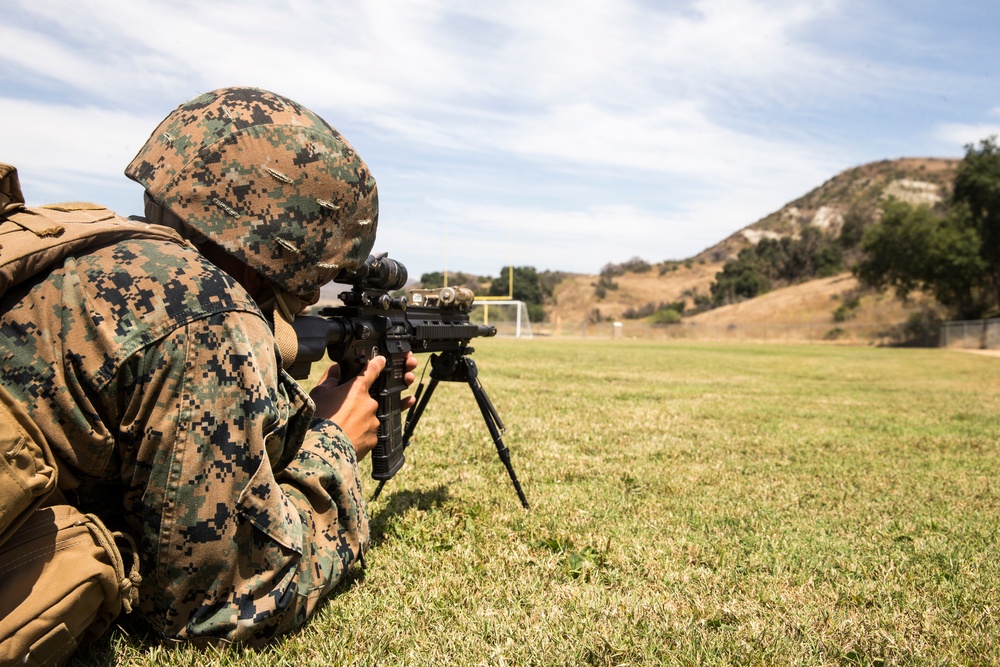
<box><xmin>0</xmin><ymin>163</ymin><xmax>26</xmax><ymax>216</ymax></box>
<box><xmin>0</xmin><ymin>383</ymin><xmax>57</xmax><ymax>548</ymax></box>
<box><xmin>0</xmin><ymin>202</ymin><xmax>185</xmax><ymax>297</ymax></box>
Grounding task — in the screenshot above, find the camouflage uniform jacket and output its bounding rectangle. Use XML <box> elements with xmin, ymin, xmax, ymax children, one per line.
<box><xmin>0</xmin><ymin>232</ymin><xmax>369</xmax><ymax>645</ymax></box>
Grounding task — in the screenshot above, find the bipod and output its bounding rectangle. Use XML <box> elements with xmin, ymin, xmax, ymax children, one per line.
<box><xmin>371</xmin><ymin>347</ymin><xmax>530</xmax><ymax>509</ymax></box>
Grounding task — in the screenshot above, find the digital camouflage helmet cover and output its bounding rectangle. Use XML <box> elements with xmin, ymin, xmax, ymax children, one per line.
<box><xmin>125</xmin><ymin>87</ymin><xmax>378</xmax><ymax>301</ymax></box>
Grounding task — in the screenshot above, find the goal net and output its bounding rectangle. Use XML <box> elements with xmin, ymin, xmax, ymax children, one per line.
<box><xmin>471</xmin><ymin>300</ymin><xmax>533</xmax><ymax>339</ymax></box>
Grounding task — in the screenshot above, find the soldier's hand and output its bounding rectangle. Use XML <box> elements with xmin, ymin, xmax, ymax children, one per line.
<box><xmin>310</xmin><ymin>356</ymin><xmax>387</xmax><ymax>460</ymax></box>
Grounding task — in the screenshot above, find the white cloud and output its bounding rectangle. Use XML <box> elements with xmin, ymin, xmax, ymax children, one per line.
<box><xmin>934</xmin><ymin>123</ymin><xmax>1000</xmax><ymax>150</ymax></box>
<box><xmin>3</xmin><ymin>0</ymin><xmax>997</xmax><ymax>277</ymax></box>
<box><xmin>0</xmin><ymin>97</ymin><xmax>156</xmax><ymax>206</ymax></box>
<box><xmin>373</xmin><ymin>169</ymin><xmax>818</xmax><ymax>278</ymax></box>
<box><xmin>0</xmin><ymin>99</ymin><xmax>152</xmax><ymax>173</ymax></box>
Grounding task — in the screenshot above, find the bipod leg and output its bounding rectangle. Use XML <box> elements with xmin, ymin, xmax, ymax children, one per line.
<box><xmin>460</xmin><ymin>357</ymin><xmax>530</xmax><ymax>510</ymax></box>
<box><xmin>402</xmin><ymin>377</ymin><xmax>440</xmax><ymax>449</ymax></box>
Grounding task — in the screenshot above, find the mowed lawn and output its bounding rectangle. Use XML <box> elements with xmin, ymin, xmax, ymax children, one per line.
<box><xmin>80</xmin><ymin>340</ymin><xmax>1000</xmax><ymax>666</ymax></box>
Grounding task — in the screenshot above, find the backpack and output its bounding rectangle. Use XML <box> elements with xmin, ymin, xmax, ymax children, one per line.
<box><xmin>0</xmin><ymin>163</ymin><xmax>182</xmax><ymax>666</ymax></box>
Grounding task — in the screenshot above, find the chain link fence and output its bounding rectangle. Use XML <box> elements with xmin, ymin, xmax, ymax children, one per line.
<box><xmin>531</xmin><ymin>320</ymin><xmax>913</xmax><ymax>345</ymax></box>
<box><xmin>484</xmin><ymin>310</ymin><xmax>1000</xmax><ymax>349</ymax></box>
<box><xmin>939</xmin><ymin>318</ymin><xmax>1000</xmax><ymax>350</ymax></box>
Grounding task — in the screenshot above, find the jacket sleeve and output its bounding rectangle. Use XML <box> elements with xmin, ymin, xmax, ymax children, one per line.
<box><xmin>114</xmin><ymin>307</ymin><xmax>369</xmax><ymax>646</ymax></box>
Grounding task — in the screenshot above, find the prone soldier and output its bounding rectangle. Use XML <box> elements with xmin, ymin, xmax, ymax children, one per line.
<box><xmin>0</xmin><ymin>87</ymin><xmax>415</xmax><ymax>650</ymax></box>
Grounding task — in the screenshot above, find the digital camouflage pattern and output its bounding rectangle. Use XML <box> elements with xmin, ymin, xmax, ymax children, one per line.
<box><xmin>0</xmin><ymin>229</ymin><xmax>369</xmax><ymax>645</ymax></box>
<box><xmin>125</xmin><ymin>87</ymin><xmax>378</xmax><ymax>301</ymax></box>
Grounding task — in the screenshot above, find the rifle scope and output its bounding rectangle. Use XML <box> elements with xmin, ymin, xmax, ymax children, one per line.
<box><xmin>337</xmin><ymin>253</ymin><xmax>408</xmax><ymax>291</ymax></box>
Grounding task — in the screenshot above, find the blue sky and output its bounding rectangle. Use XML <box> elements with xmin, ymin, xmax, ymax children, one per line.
<box><xmin>3</xmin><ymin>0</ymin><xmax>999</xmax><ymax>279</ymax></box>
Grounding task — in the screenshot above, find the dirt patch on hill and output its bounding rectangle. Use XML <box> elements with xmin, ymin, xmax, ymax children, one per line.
<box><xmin>548</xmin><ymin>261</ymin><xmax>724</xmax><ymax>324</ymax></box>
<box><xmin>685</xmin><ymin>273</ymin><xmax>923</xmax><ymax>327</ymax></box>
<box><xmin>539</xmin><ymin>268</ymin><xmax>938</xmax><ymax>345</ymax></box>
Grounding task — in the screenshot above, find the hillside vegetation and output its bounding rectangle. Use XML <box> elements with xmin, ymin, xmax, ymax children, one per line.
<box><xmin>692</xmin><ymin>157</ymin><xmax>959</xmax><ymax>264</ymax></box>
<box><xmin>540</xmin><ymin>157</ymin><xmax>960</xmax><ymax>341</ymax></box>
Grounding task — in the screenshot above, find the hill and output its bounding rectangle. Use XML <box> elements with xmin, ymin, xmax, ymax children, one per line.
<box><xmin>692</xmin><ymin>157</ymin><xmax>958</xmax><ymax>264</ymax></box>
<box><xmin>546</xmin><ymin>260</ymin><xmax>724</xmax><ymax>326</ymax></box>
<box><xmin>540</xmin><ymin>157</ymin><xmax>958</xmax><ymax>339</ymax></box>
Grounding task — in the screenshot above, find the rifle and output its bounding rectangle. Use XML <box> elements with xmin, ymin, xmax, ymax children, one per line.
<box><xmin>289</xmin><ymin>253</ymin><xmax>529</xmax><ymax>509</ymax></box>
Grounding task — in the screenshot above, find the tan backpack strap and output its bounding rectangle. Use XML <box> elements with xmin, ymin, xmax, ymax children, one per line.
<box><xmin>0</xmin><ymin>163</ymin><xmax>26</xmax><ymax>216</ymax></box>
<box><xmin>0</xmin><ymin>204</ymin><xmax>185</xmax><ymax>298</ymax></box>
<box><xmin>0</xmin><ymin>384</ymin><xmax>57</xmax><ymax>547</ymax></box>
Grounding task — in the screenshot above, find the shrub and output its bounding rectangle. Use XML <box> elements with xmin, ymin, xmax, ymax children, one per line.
<box><xmin>833</xmin><ymin>304</ymin><xmax>853</xmax><ymax>323</ymax></box>
<box><xmin>650</xmin><ymin>308</ymin><xmax>683</xmax><ymax>325</ymax></box>
<box><xmin>824</xmin><ymin>327</ymin><xmax>846</xmax><ymax>340</ymax></box>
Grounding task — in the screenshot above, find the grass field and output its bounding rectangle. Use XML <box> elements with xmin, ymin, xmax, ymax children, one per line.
<box><xmin>77</xmin><ymin>340</ymin><xmax>1000</xmax><ymax>666</ymax></box>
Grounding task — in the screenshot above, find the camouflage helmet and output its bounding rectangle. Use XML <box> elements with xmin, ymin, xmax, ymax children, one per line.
<box><xmin>125</xmin><ymin>87</ymin><xmax>378</xmax><ymax>299</ymax></box>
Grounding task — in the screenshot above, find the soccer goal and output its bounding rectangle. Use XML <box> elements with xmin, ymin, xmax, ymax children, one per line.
<box><xmin>472</xmin><ymin>299</ymin><xmax>533</xmax><ymax>339</ymax></box>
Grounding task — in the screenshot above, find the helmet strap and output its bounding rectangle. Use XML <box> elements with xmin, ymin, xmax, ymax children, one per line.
<box><xmin>259</xmin><ymin>288</ymin><xmax>304</xmax><ymax>371</ymax></box>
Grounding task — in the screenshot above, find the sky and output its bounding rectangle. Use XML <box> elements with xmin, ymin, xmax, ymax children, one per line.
<box><xmin>3</xmin><ymin>0</ymin><xmax>1000</xmax><ymax>280</ymax></box>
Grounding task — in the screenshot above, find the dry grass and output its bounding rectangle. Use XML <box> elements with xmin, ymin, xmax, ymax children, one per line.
<box><xmin>686</xmin><ymin>273</ymin><xmax>937</xmax><ymax>328</ymax></box>
<box><xmin>73</xmin><ymin>339</ymin><xmax>1000</xmax><ymax>666</ymax></box>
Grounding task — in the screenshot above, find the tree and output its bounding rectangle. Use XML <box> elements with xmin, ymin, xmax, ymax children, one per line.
<box><xmin>924</xmin><ymin>208</ymin><xmax>988</xmax><ymax>315</ymax></box>
<box><xmin>707</xmin><ymin>228</ymin><xmax>843</xmax><ymax>307</ymax></box>
<box><xmin>419</xmin><ymin>270</ymin><xmax>485</xmax><ymax>294</ymax></box>
<box><xmin>839</xmin><ymin>202</ymin><xmax>875</xmax><ymax>252</ymax></box>
<box><xmin>419</xmin><ymin>271</ymin><xmax>445</xmax><ymax>289</ymax></box>
<box><xmin>952</xmin><ymin>136</ymin><xmax>1000</xmax><ymax>312</ymax></box>
<box><xmin>854</xmin><ymin>137</ymin><xmax>1000</xmax><ymax>320</ymax></box>
<box><xmin>779</xmin><ymin>227</ymin><xmax>843</xmax><ymax>280</ymax></box>
<box><xmin>855</xmin><ymin>199</ymin><xmax>986</xmax><ymax>319</ymax></box>
<box><xmin>489</xmin><ymin>266</ymin><xmax>543</xmax><ymax>303</ymax></box>
<box><xmin>710</xmin><ymin>246</ymin><xmax>772</xmax><ymax>306</ymax></box>
<box><xmin>489</xmin><ymin>266</ymin><xmax>547</xmax><ymax>322</ymax></box>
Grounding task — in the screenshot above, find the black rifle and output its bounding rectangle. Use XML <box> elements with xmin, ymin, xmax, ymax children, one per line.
<box><xmin>289</xmin><ymin>253</ymin><xmax>529</xmax><ymax>509</ymax></box>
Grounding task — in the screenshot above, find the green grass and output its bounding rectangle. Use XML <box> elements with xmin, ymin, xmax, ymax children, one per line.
<box><xmin>75</xmin><ymin>340</ymin><xmax>1000</xmax><ymax>666</ymax></box>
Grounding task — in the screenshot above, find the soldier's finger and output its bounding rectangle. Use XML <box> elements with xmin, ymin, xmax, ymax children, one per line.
<box><xmin>359</xmin><ymin>355</ymin><xmax>387</xmax><ymax>390</ymax></box>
